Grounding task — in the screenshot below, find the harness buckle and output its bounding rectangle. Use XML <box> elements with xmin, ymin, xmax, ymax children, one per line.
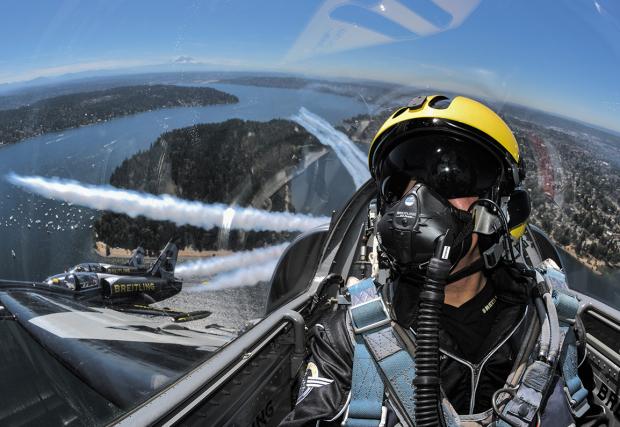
<box><xmin>341</xmin><ymin>405</ymin><xmax>387</xmax><ymax>427</ymax></box>
<box><xmin>350</xmin><ymin>296</ymin><xmax>391</xmax><ymax>334</ymax></box>
<box><xmin>563</xmin><ymin>385</ymin><xmax>590</xmax><ymax>418</ymax></box>
<box><xmin>379</xmin><ymin>406</ymin><xmax>388</xmax><ymax>427</ymax></box>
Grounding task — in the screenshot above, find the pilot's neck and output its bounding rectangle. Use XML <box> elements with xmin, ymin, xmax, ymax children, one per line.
<box><xmin>443</xmin><ymin>248</ymin><xmax>487</xmax><ymax>308</ymax></box>
<box><xmin>444</xmin><ymin>271</ymin><xmax>486</xmax><ymax>308</ymax></box>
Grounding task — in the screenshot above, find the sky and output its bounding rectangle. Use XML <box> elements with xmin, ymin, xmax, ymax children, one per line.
<box><xmin>0</xmin><ymin>0</ymin><xmax>619</xmax><ymax>132</ymax></box>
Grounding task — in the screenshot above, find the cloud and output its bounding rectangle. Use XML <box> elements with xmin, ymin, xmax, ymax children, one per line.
<box><xmin>188</xmin><ymin>259</ymin><xmax>279</xmax><ymax>291</ymax></box>
<box><xmin>176</xmin><ymin>243</ymin><xmax>288</xmax><ymax>280</ymax></box>
<box><xmin>0</xmin><ymin>58</ymin><xmax>159</xmax><ymax>85</ymax></box>
<box><xmin>173</xmin><ymin>56</ymin><xmax>199</xmax><ymax>64</ymax></box>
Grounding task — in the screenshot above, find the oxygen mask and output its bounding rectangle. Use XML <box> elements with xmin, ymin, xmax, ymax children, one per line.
<box><xmin>376</xmin><ymin>183</ymin><xmax>474</xmax><ymax>274</ymax></box>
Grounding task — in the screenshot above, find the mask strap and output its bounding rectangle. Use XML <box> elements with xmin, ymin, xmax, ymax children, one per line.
<box><xmin>446</xmin><ymin>257</ymin><xmax>485</xmax><ymax>283</ymax></box>
<box><xmin>453</xmin><ymin>215</ymin><xmax>474</xmax><ymax>244</ymax></box>
<box><xmin>448</xmin><ymin>211</ymin><xmax>474</xmax><ymax>264</ymax></box>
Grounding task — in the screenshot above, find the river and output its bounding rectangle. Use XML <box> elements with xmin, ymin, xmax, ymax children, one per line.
<box><xmin>0</xmin><ymin>83</ymin><xmax>370</xmax><ymax>284</ymax></box>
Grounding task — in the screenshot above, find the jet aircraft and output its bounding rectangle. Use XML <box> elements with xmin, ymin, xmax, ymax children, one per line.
<box><xmin>44</xmin><ymin>241</ymin><xmax>182</xmax><ymax>304</ymax></box>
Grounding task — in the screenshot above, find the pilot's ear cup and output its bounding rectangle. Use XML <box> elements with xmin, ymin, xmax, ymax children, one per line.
<box><xmin>507</xmin><ymin>189</ymin><xmax>531</xmax><ymax>231</ymax></box>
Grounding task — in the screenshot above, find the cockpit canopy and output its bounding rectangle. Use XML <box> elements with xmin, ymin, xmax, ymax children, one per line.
<box><xmin>45</xmin><ymin>272</ymin><xmax>99</xmax><ymax>291</ymax></box>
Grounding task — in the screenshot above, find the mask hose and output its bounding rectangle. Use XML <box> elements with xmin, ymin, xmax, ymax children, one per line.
<box><xmin>413</xmin><ymin>231</ymin><xmax>454</xmax><ymax>427</ymax></box>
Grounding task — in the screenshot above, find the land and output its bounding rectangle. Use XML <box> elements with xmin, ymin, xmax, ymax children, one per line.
<box><xmin>0</xmin><ymin>72</ymin><xmax>398</xmax><ymax>110</ymax></box>
<box><xmin>0</xmin><ymin>72</ymin><xmax>251</xmax><ymax>110</ymax></box>
<box><xmin>509</xmin><ymin>117</ymin><xmax>620</xmax><ymax>271</ymax></box>
<box><xmin>93</xmin><ymin>118</ymin><xmax>322</xmax><ymax>252</ymax></box>
<box><xmin>218</xmin><ymin>76</ymin><xmax>398</xmax><ymax>104</ymax></box>
<box><xmin>3</xmin><ymin>74</ymin><xmax>617</xmax><ymax>273</ymax></box>
<box><xmin>338</xmin><ymin>106</ymin><xmax>620</xmax><ymax>273</ymax></box>
<box><xmin>0</xmin><ymin>84</ymin><xmax>238</xmax><ymax>146</ymax></box>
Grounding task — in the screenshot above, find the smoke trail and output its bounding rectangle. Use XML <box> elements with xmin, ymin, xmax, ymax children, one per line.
<box><xmin>7</xmin><ymin>173</ymin><xmax>329</xmax><ymax>232</ymax></box>
<box><xmin>291</xmin><ymin>107</ymin><xmax>370</xmax><ymax>188</ymax></box>
<box><xmin>176</xmin><ymin>243</ymin><xmax>288</xmax><ymax>279</ymax></box>
<box><xmin>187</xmin><ymin>259</ymin><xmax>279</xmax><ymax>291</ymax></box>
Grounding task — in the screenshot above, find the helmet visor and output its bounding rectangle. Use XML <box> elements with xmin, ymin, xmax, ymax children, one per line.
<box><xmin>376</xmin><ymin>134</ymin><xmax>502</xmax><ymax>202</ymax></box>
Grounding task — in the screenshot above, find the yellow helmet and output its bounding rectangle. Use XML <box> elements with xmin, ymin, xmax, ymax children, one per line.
<box><xmin>368</xmin><ymin>95</ymin><xmax>529</xmax><ymax>237</ymax></box>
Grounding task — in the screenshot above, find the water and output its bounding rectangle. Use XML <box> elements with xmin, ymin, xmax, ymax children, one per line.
<box><xmin>0</xmin><ymin>83</ymin><xmax>370</xmax><ymax>281</ymax></box>
<box><xmin>559</xmin><ymin>248</ymin><xmax>620</xmax><ymax>310</ymax></box>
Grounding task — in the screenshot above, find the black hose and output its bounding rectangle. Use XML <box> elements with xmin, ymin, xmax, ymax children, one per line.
<box><xmin>413</xmin><ymin>235</ymin><xmax>452</xmax><ymax>427</ymax></box>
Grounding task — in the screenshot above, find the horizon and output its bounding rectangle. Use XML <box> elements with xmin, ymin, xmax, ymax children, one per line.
<box><xmin>1</xmin><ymin>1</ymin><xmax>619</xmax><ymax>132</ymax></box>
<box><xmin>2</xmin><ymin>68</ymin><xmax>620</xmax><ymax>139</ymax></box>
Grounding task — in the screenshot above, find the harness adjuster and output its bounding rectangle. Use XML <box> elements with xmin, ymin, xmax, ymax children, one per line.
<box><xmin>379</xmin><ymin>406</ymin><xmax>388</xmax><ymax>427</ymax></box>
<box><xmin>350</xmin><ymin>296</ymin><xmax>391</xmax><ymax>334</ymax></box>
<box><xmin>341</xmin><ymin>405</ymin><xmax>387</xmax><ymax>427</ymax></box>
<box><xmin>563</xmin><ymin>384</ymin><xmax>590</xmax><ymax>418</ymax></box>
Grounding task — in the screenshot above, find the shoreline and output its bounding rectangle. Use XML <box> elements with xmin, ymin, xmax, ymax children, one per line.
<box><xmin>0</xmin><ymin>84</ymin><xmax>238</xmax><ymax>147</ymax></box>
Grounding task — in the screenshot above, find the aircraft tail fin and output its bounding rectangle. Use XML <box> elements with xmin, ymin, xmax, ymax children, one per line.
<box><xmin>148</xmin><ymin>241</ymin><xmax>178</xmax><ymax>279</ymax></box>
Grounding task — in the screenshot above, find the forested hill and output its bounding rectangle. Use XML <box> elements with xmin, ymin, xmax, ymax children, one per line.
<box><xmin>95</xmin><ymin>119</ymin><xmax>322</xmax><ymax>252</ymax></box>
<box><xmin>0</xmin><ymin>85</ymin><xmax>238</xmax><ymax>146</ymax></box>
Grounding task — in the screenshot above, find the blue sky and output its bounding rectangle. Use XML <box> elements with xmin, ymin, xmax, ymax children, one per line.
<box><xmin>0</xmin><ymin>0</ymin><xmax>619</xmax><ymax>132</ymax></box>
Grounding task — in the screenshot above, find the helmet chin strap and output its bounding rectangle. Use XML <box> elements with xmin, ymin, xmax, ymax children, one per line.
<box><xmin>446</xmin><ymin>210</ymin><xmax>474</xmax><ymax>266</ymax></box>
<box><xmin>444</xmin><ymin>211</ymin><xmax>483</xmax><ymax>284</ymax></box>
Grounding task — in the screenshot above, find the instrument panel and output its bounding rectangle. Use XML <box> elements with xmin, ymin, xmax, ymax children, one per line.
<box><xmin>581</xmin><ymin>300</ymin><xmax>620</xmax><ymax>424</ymax></box>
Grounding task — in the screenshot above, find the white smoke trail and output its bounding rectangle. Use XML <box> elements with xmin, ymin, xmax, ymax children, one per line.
<box><xmin>291</xmin><ymin>107</ymin><xmax>370</xmax><ymax>189</ymax></box>
<box><xmin>6</xmin><ymin>173</ymin><xmax>329</xmax><ymax>232</ymax></box>
<box><xmin>187</xmin><ymin>259</ymin><xmax>279</xmax><ymax>291</ymax></box>
<box><xmin>175</xmin><ymin>243</ymin><xmax>288</xmax><ymax>280</ymax></box>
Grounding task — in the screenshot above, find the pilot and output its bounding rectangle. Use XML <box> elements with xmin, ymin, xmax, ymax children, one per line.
<box><xmin>280</xmin><ymin>96</ymin><xmax>606</xmax><ymax>426</ymax></box>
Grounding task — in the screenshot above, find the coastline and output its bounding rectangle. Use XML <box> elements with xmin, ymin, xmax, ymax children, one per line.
<box><xmin>0</xmin><ymin>84</ymin><xmax>238</xmax><ymax>147</ymax></box>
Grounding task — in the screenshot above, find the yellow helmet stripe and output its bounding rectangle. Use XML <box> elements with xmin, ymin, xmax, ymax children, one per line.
<box><xmin>369</xmin><ymin>95</ymin><xmax>519</xmax><ymax>166</ymax></box>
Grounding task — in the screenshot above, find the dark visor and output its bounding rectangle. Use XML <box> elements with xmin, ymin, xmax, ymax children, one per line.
<box><xmin>377</xmin><ymin>134</ymin><xmax>502</xmax><ymax>202</ymax></box>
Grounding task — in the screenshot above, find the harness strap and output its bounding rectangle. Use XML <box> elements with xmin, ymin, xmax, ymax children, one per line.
<box><xmin>497</xmin><ymin>360</ymin><xmax>553</xmax><ymax>427</ymax></box>
<box><xmin>345</xmin><ymin>279</ymin><xmax>461</xmax><ymax>427</ymax></box>
<box><xmin>345</xmin><ymin>279</ymin><xmax>388</xmax><ymax>427</ymax></box>
<box><xmin>497</xmin><ymin>264</ymin><xmax>589</xmax><ymax>425</ymax></box>
<box><xmin>551</xmin><ymin>273</ymin><xmax>590</xmax><ymax>419</ymax></box>
<box><xmin>554</xmin><ymin>289</ymin><xmax>590</xmax><ymax>418</ymax></box>
<box><xmin>347</xmin><ymin>340</ymin><xmax>385</xmax><ymax>426</ymax></box>
<box><xmin>365</xmin><ymin>328</ymin><xmax>417</xmax><ymax>422</ymax></box>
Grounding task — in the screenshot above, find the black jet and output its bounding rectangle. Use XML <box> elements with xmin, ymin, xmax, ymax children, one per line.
<box><xmin>44</xmin><ymin>241</ymin><xmax>182</xmax><ymax>305</ymax></box>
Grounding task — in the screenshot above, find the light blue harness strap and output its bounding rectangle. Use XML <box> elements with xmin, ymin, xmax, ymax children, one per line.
<box><xmin>552</xmin><ymin>286</ymin><xmax>590</xmax><ymax>418</ymax></box>
<box><xmin>347</xmin><ymin>340</ymin><xmax>385</xmax><ymax>426</ymax></box>
<box><xmin>538</xmin><ymin>264</ymin><xmax>590</xmax><ymax>418</ymax></box>
<box><xmin>551</xmin><ymin>269</ymin><xmax>590</xmax><ymax>415</ymax></box>
<box><xmin>345</xmin><ymin>279</ymin><xmax>387</xmax><ymax>427</ymax></box>
<box><xmin>561</xmin><ymin>326</ymin><xmax>589</xmax><ymax>415</ymax></box>
<box><xmin>366</xmin><ymin>331</ymin><xmax>417</xmax><ymax>422</ymax></box>
<box><xmin>346</xmin><ymin>279</ymin><xmax>461</xmax><ymax>427</ymax></box>
<box><xmin>498</xmin><ymin>265</ymin><xmax>590</xmax><ymax>425</ymax></box>
<box><xmin>552</xmin><ymin>289</ymin><xmax>579</xmax><ymax>324</ymax></box>
<box><xmin>497</xmin><ymin>360</ymin><xmax>553</xmax><ymax>427</ymax></box>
